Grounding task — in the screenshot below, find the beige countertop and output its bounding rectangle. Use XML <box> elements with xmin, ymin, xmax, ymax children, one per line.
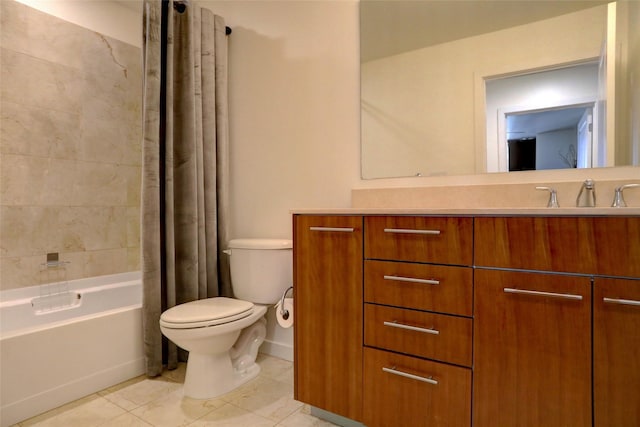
<box><xmin>291</xmin><ymin>207</ymin><xmax>640</xmax><ymax>216</ymax></box>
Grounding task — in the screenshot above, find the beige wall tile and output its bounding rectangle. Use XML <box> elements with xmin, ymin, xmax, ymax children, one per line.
<box><xmin>0</xmin><ymin>2</ymin><xmax>142</xmax><ymax>291</ymax></box>
<box><xmin>72</xmin><ymin>162</ymin><xmax>128</xmax><ymax>206</ymax></box>
<box><xmin>0</xmin><ymin>206</ymin><xmax>55</xmax><ymax>257</ymax></box>
<box><xmin>1</xmin><ymin>47</ymin><xmax>83</xmax><ymax>113</ymax></box>
<box><xmin>83</xmin><ymin>248</ymin><xmax>129</xmax><ymax>278</ymax></box>
<box><xmin>0</xmin><ymin>256</ymin><xmax>43</xmax><ymax>290</ymax></box>
<box><xmin>127</xmin><ymin>247</ymin><xmax>141</xmax><ymax>272</ymax></box>
<box><xmin>0</xmin><ymin>101</ymin><xmax>82</xmax><ymax>159</ymax></box>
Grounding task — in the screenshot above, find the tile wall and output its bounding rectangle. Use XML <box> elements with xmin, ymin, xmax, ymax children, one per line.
<box><xmin>0</xmin><ymin>1</ymin><xmax>142</xmax><ymax>290</ymax></box>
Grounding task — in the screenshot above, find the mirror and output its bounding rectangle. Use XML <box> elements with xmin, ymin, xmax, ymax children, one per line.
<box><xmin>360</xmin><ymin>0</ymin><xmax>639</xmax><ymax>179</ymax></box>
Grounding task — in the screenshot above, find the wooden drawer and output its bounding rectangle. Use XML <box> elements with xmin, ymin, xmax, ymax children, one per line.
<box><xmin>365</xmin><ymin>216</ymin><xmax>473</xmax><ymax>265</ymax></box>
<box><xmin>365</xmin><ymin>303</ymin><xmax>472</xmax><ymax>367</ymax></box>
<box><xmin>591</xmin><ymin>217</ymin><xmax>640</xmax><ymax>277</ymax></box>
<box><xmin>363</xmin><ymin>347</ymin><xmax>471</xmax><ymax>427</ymax></box>
<box><xmin>365</xmin><ymin>260</ymin><xmax>472</xmax><ymax>316</ymax></box>
<box><xmin>474</xmin><ymin>216</ymin><xmax>591</xmax><ymax>273</ymax></box>
<box><xmin>474</xmin><ymin>216</ymin><xmax>640</xmax><ymax>276</ymax></box>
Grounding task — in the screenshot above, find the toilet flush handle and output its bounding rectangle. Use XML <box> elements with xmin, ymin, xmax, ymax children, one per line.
<box><xmin>222</xmin><ymin>249</ymin><xmax>231</xmax><ymax>255</ymax></box>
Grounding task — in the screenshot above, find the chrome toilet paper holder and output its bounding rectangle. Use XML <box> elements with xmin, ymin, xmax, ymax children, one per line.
<box><xmin>277</xmin><ymin>286</ymin><xmax>293</xmax><ymax>320</ymax></box>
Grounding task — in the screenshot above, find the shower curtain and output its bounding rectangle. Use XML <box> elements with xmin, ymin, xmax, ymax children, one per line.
<box><xmin>141</xmin><ymin>0</ymin><xmax>232</xmax><ymax>376</ymax></box>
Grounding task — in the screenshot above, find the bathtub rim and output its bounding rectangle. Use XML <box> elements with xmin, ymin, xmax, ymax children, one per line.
<box><xmin>0</xmin><ymin>271</ymin><xmax>142</xmax><ymax>339</ymax></box>
<box><xmin>0</xmin><ymin>271</ymin><xmax>141</xmax><ymax>303</ymax></box>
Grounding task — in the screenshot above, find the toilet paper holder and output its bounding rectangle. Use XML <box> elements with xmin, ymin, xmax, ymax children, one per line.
<box><xmin>277</xmin><ymin>286</ymin><xmax>293</xmax><ymax>320</ymax></box>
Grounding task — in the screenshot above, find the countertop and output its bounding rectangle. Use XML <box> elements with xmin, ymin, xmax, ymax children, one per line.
<box><xmin>291</xmin><ymin>207</ymin><xmax>640</xmax><ymax>216</ymax></box>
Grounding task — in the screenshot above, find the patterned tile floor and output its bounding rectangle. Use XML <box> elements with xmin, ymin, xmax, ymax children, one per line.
<box><xmin>14</xmin><ymin>354</ymin><xmax>338</xmax><ymax>427</ymax></box>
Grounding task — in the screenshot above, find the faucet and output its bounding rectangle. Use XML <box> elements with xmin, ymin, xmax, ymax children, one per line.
<box><xmin>536</xmin><ymin>186</ymin><xmax>559</xmax><ymax>208</ymax></box>
<box><xmin>611</xmin><ymin>183</ymin><xmax>640</xmax><ymax>207</ymax></box>
<box><xmin>576</xmin><ymin>179</ymin><xmax>596</xmax><ymax>207</ymax></box>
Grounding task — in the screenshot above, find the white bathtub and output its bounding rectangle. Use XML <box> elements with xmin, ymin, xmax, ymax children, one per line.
<box><xmin>0</xmin><ymin>272</ymin><xmax>144</xmax><ymax>427</ymax></box>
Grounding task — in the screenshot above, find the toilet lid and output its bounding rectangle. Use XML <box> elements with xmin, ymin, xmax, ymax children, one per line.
<box><xmin>160</xmin><ymin>297</ymin><xmax>254</xmax><ymax>329</ymax></box>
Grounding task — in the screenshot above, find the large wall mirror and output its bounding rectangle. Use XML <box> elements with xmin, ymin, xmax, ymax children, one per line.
<box><xmin>360</xmin><ymin>0</ymin><xmax>639</xmax><ymax>179</ymax></box>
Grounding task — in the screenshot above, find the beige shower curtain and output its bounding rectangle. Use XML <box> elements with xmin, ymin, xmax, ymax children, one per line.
<box><xmin>141</xmin><ymin>0</ymin><xmax>232</xmax><ymax>377</ymax></box>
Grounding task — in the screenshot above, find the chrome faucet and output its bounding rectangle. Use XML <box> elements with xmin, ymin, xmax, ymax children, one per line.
<box><xmin>536</xmin><ymin>186</ymin><xmax>559</xmax><ymax>208</ymax></box>
<box><xmin>611</xmin><ymin>183</ymin><xmax>640</xmax><ymax>207</ymax></box>
<box><xmin>576</xmin><ymin>179</ymin><xmax>596</xmax><ymax>207</ymax></box>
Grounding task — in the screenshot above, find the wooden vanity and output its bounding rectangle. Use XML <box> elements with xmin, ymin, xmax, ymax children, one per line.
<box><xmin>293</xmin><ymin>212</ymin><xmax>640</xmax><ymax>427</ymax></box>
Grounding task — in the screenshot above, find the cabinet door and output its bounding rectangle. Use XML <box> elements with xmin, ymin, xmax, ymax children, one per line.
<box><xmin>473</xmin><ymin>269</ymin><xmax>591</xmax><ymax>427</ymax></box>
<box><xmin>594</xmin><ymin>277</ymin><xmax>640</xmax><ymax>426</ymax></box>
<box><xmin>293</xmin><ymin>215</ymin><xmax>363</xmax><ymax>421</ymax></box>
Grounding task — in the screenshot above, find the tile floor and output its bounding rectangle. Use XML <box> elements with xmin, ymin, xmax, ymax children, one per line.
<box><xmin>14</xmin><ymin>354</ymin><xmax>338</xmax><ymax>427</ymax></box>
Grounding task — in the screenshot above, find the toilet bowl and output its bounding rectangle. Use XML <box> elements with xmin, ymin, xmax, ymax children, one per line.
<box><xmin>159</xmin><ymin>238</ymin><xmax>292</xmax><ymax>399</ymax></box>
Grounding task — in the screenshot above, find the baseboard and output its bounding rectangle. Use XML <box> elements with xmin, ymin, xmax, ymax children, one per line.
<box><xmin>310</xmin><ymin>406</ymin><xmax>366</xmax><ymax>427</ymax></box>
<box><xmin>260</xmin><ymin>339</ymin><xmax>293</xmax><ymax>361</ymax></box>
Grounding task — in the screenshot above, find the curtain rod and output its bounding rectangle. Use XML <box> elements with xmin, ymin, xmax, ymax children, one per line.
<box><xmin>172</xmin><ymin>1</ymin><xmax>232</xmax><ymax>35</ymax></box>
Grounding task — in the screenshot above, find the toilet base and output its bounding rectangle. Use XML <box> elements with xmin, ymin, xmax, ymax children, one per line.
<box><xmin>181</xmin><ymin>315</ymin><xmax>267</xmax><ymax>399</ymax></box>
<box><xmin>183</xmin><ymin>352</ymin><xmax>261</xmax><ymax>399</ymax></box>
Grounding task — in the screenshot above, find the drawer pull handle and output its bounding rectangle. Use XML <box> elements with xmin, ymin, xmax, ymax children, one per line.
<box><xmin>308</xmin><ymin>227</ymin><xmax>354</xmax><ymax>232</ymax></box>
<box><xmin>383</xmin><ymin>228</ymin><xmax>441</xmax><ymax>235</ymax></box>
<box><xmin>384</xmin><ymin>320</ymin><xmax>439</xmax><ymax>335</ymax></box>
<box><xmin>504</xmin><ymin>288</ymin><xmax>583</xmax><ymax>301</ymax></box>
<box><xmin>384</xmin><ymin>275</ymin><xmax>440</xmax><ymax>285</ymax></box>
<box><xmin>382</xmin><ymin>366</ymin><xmax>438</xmax><ymax>385</ymax></box>
<box><xmin>603</xmin><ymin>297</ymin><xmax>640</xmax><ymax>307</ymax></box>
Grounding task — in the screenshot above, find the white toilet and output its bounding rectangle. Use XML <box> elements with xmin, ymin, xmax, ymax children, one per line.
<box><xmin>159</xmin><ymin>238</ymin><xmax>292</xmax><ymax>399</ymax></box>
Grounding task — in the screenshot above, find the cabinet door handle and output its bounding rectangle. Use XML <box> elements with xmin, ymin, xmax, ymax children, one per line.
<box><xmin>382</xmin><ymin>366</ymin><xmax>438</xmax><ymax>385</ymax></box>
<box><xmin>603</xmin><ymin>297</ymin><xmax>640</xmax><ymax>307</ymax></box>
<box><xmin>308</xmin><ymin>226</ymin><xmax>354</xmax><ymax>232</ymax></box>
<box><xmin>383</xmin><ymin>228</ymin><xmax>441</xmax><ymax>235</ymax></box>
<box><xmin>383</xmin><ymin>275</ymin><xmax>440</xmax><ymax>285</ymax></box>
<box><xmin>503</xmin><ymin>288</ymin><xmax>583</xmax><ymax>301</ymax></box>
<box><xmin>384</xmin><ymin>320</ymin><xmax>440</xmax><ymax>335</ymax></box>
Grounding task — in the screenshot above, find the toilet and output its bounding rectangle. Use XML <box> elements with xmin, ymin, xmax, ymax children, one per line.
<box><xmin>159</xmin><ymin>238</ymin><xmax>292</xmax><ymax>399</ymax></box>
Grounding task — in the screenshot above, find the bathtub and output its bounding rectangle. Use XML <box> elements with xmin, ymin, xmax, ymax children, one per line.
<box><xmin>0</xmin><ymin>272</ymin><xmax>144</xmax><ymax>427</ymax></box>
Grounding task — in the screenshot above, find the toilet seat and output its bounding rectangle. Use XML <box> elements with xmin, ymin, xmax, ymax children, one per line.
<box><xmin>160</xmin><ymin>297</ymin><xmax>254</xmax><ymax>329</ymax></box>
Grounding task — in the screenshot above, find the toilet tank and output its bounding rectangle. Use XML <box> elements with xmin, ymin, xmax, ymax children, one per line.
<box><xmin>227</xmin><ymin>239</ymin><xmax>292</xmax><ymax>304</ymax></box>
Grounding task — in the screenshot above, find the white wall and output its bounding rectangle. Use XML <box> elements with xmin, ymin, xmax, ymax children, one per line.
<box><xmin>201</xmin><ymin>0</ymin><xmax>360</xmax><ymax>241</ymax></box>
<box><xmin>537</xmin><ymin>128</ymin><xmax>578</xmax><ymax>170</ymax></box>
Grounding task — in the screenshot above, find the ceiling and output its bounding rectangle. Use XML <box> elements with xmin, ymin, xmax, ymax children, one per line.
<box><xmin>507</xmin><ymin>107</ymin><xmax>590</xmax><ymax>140</ymax></box>
<box><xmin>360</xmin><ymin>0</ymin><xmax>610</xmax><ymax>63</ymax></box>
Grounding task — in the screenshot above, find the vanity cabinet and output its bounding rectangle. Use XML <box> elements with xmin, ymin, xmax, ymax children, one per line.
<box><xmin>293</xmin><ymin>215</ymin><xmax>363</xmax><ymax>422</ymax></box>
<box><xmin>293</xmin><ymin>213</ymin><xmax>639</xmax><ymax>427</ymax></box>
<box><xmin>362</xmin><ymin>216</ymin><xmax>473</xmax><ymax>427</ymax></box>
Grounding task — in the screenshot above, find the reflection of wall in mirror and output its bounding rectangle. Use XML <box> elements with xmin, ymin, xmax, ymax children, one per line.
<box><xmin>361</xmin><ymin>4</ymin><xmax>607</xmax><ymax>179</ymax></box>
